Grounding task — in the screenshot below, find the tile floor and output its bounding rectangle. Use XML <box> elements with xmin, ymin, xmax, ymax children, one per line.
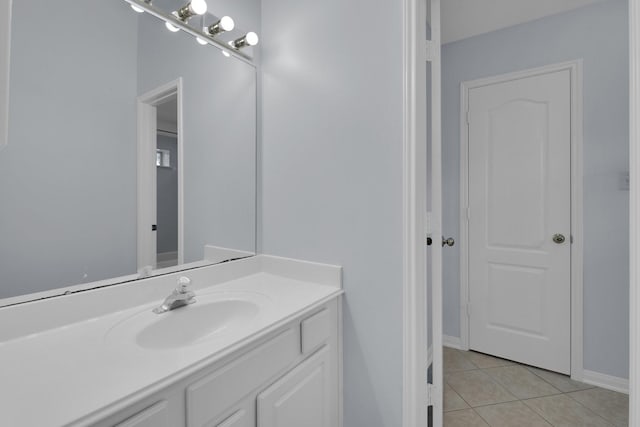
<box><xmin>443</xmin><ymin>347</ymin><xmax>629</xmax><ymax>427</ymax></box>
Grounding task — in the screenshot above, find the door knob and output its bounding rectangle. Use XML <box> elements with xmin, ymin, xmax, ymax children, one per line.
<box><xmin>552</xmin><ymin>234</ymin><xmax>566</xmax><ymax>244</ymax></box>
<box><xmin>442</xmin><ymin>237</ymin><xmax>455</xmax><ymax>247</ymax></box>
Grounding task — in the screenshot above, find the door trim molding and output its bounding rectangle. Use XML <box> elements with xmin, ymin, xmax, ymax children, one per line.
<box><xmin>401</xmin><ymin>0</ymin><xmax>428</xmax><ymax>425</ymax></box>
<box><xmin>458</xmin><ymin>60</ymin><xmax>584</xmax><ymax>381</ymax></box>
<box><xmin>137</xmin><ymin>78</ymin><xmax>185</xmax><ymax>273</ymax></box>
<box><xmin>629</xmin><ymin>0</ymin><xmax>640</xmax><ymax>423</ymax></box>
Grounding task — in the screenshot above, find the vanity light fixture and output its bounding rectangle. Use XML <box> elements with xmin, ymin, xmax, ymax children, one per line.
<box><xmin>176</xmin><ymin>0</ymin><xmax>208</xmax><ymax>21</ymax></box>
<box><xmin>206</xmin><ymin>16</ymin><xmax>235</xmax><ymax>36</ymax></box>
<box><xmin>230</xmin><ymin>32</ymin><xmax>259</xmax><ymax>49</ymax></box>
<box><xmin>124</xmin><ymin>0</ymin><xmax>254</xmax><ymax>61</ymax></box>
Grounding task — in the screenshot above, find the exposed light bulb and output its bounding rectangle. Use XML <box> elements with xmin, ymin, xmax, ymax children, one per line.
<box><xmin>231</xmin><ymin>32</ymin><xmax>259</xmax><ymax>49</ymax></box>
<box><xmin>219</xmin><ymin>16</ymin><xmax>235</xmax><ymax>32</ymax></box>
<box><xmin>177</xmin><ymin>0</ymin><xmax>207</xmax><ymax>20</ymax></box>
<box><xmin>190</xmin><ymin>0</ymin><xmax>208</xmax><ymax>15</ymax></box>
<box><xmin>130</xmin><ymin>4</ymin><xmax>145</xmax><ymax>13</ymax></box>
<box><xmin>165</xmin><ymin>21</ymin><xmax>180</xmax><ymax>32</ymax></box>
<box><xmin>245</xmin><ymin>32</ymin><xmax>259</xmax><ymax>46</ymax></box>
<box><xmin>196</xmin><ymin>37</ymin><xmax>208</xmax><ymax>45</ymax></box>
<box><xmin>207</xmin><ymin>16</ymin><xmax>235</xmax><ymax>36</ymax></box>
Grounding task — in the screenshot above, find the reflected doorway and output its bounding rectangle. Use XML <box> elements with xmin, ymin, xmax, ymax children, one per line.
<box><xmin>137</xmin><ymin>78</ymin><xmax>184</xmax><ymax>274</ymax></box>
<box><xmin>155</xmin><ymin>98</ymin><xmax>179</xmax><ymax>268</ymax></box>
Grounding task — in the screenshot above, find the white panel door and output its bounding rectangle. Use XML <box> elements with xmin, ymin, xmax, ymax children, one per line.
<box><xmin>468</xmin><ymin>69</ymin><xmax>571</xmax><ymax>374</ymax></box>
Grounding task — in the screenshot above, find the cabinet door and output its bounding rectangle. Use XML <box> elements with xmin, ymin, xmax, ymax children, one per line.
<box><xmin>257</xmin><ymin>347</ymin><xmax>332</xmax><ymax>427</ymax></box>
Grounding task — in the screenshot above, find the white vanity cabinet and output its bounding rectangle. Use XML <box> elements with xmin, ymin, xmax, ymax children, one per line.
<box><xmin>96</xmin><ymin>298</ymin><xmax>340</xmax><ymax>427</ymax></box>
<box><xmin>257</xmin><ymin>346</ymin><xmax>333</xmax><ymax>427</ymax></box>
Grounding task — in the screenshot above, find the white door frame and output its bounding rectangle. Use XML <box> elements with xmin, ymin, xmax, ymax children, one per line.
<box><xmin>137</xmin><ymin>78</ymin><xmax>185</xmax><ymax>273</ymax></box>
<box><xmin>629</xmin><ymin>0</ymin><xmax>640</xmax><ymax>421</ymax></box>
<box><xmin>401</xmin><ymin>0</ymin><xmax>429</xmax><ymax>424</ymax></box>
<box><xmin>458</xmin><ymin>60</ymin><xmax>584</xmax><ymax>381</ymax></box>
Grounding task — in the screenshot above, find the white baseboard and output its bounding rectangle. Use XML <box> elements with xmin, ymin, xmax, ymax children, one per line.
<box><xmin>582</xmin><ymin>369</ymin><xmax>629</xmax><ymax>394</ymax></box>
<box><xmin>443</xmin><ymin>335</ymin><xmax>463</xmax><ymax>350</ymax></box>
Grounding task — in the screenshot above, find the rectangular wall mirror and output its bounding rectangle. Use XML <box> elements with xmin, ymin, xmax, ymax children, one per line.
<box><xmin>0</xmin><ymin>0</ymin><xmax>259</xmax><ymax>306</ymax></box>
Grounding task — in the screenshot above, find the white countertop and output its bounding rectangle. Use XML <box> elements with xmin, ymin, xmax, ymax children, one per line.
<box><xmin>0</xmin><ymin>256</ymin><xmax>342</xmax><ymax>427</ymax></box>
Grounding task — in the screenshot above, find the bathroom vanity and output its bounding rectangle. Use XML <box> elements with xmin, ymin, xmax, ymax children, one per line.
<box><xmin>0</xmin><ymin>256</ymin><xmax>343</xmax><ymax>427</ymax></box>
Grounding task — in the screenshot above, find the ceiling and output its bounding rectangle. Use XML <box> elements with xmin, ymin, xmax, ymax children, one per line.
<box><xmin>441</xmin><ymin>0</ymin><xmax>607</xmax><ymax>44</ymax></box>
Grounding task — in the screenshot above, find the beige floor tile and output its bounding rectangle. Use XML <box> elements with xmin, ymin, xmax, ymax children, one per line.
<box><xmin>444</xmin><ymin>383</ymin><xmax>470</xmax><ymax>412</ymax></box>
<box><xmin>467</xmin><ymin>351</ymin><xmax>514</xmax><ymax>369</ymax></box>
<box><xmin>474</xmin><ymin>401</ymin><xmax>552</xmax><ymax>427</ymax></box>
<box><xmin>568</xmin><ymin>388</ymin><xmax>629</xmax><ymax>427</ymax></box>
<box><xmin>527</xmin><ymin>366</ymin><xmax>594</xmax><ymax>392</ymax></box>
<box><xmin>444</xmin><ymin>347</ymin><xmax>477</xmax><ymax>372</ymax></box>
<box><xmin>444</xmin><ymin>409</ymin><xmax>489</xmax><ymax>427</ymax></box>
<box><xmin>523</xmin><ymin>394</ymin><xmax>614</xmax><ymax>426</ymax></box>
<box><xmin>446</xmin><ymin>370</ymin><xmax>517</xmax><ymax>407</ymax></box>
<box><xmin>484</xmin><ymin>366</ymin><xmax>562</xmax><ymax>400</ymax></box>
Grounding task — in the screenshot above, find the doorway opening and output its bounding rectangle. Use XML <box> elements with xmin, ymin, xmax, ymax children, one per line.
<box><xmin>137</xmin><ymin>78</ymin><xmax>184</xmax><ymax>274</ymax></box>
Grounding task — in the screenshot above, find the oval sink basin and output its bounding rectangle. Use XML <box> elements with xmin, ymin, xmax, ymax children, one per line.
<box><xmin>106</xmin><ymin>291</ymin><xmax>271</xmax><ymax>350</ymax></box>
<box><xmin>138</xmin><ymin>299</ymin><xmax>259</xmax><ymax>349</ymax></box>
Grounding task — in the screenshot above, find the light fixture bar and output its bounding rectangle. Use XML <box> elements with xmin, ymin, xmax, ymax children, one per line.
<box><xmin>123</xmin><ymin>0</ymin><xmax>254</xmax><ymax>64</ymax></box>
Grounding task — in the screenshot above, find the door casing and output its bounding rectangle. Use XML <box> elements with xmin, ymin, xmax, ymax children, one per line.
<box><xmin>459</xmin><ymin>60</ymin><xmax>584</xmax><ymax>381</ymax></box>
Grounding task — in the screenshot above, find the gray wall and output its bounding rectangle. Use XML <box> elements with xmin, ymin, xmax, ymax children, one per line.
<box><xmin>0</xmin><ymin>0</ymin><xmax>138</xmax><ymax>298</ymax></box>
<box><xmin>441</xmin><ymin>0</ymin><xmax>630</xmax><ymax>378</ymax></box>
<box><xmin>137</xmin><ymin>12</ymin><xmax>257</xmax><ymax>263</ymax></box>
<box><xmin>157</xmin><ymin>134</ymin><xmax>179</xmax><ymax>255</ymax></box>
<box><xmin>261</xmin><ymin>0</ymin><xmax>404</xmax><ymax>426</ymax></box>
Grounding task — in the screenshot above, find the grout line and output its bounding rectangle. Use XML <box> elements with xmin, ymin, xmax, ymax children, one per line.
<box><xmin>563</xmin><ymin>391</ymin><xmax>623</xmax><ymax>426</ymax></box>
<box><xmin>470</xmin><ymin>407</ymin><xmax>492</xmax><ymax>426</ymax></box>
<box><xmin>519</xmin><ymin>398</ymin><xmax>557</xmax><ymax>427</ymax></box>
<box><xmin>444</xmin><ymin>348</ymin><xmax>622</xmax><ymax>426</ymax></box>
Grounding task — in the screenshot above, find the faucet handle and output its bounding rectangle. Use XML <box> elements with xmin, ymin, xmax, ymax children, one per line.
<box><xmin>176</xmin><ymin>276</ymin><xmax>192</xmax><ymax>293</ymax></box>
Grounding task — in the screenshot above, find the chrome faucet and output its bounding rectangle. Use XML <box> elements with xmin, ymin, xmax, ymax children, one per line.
<box><xmin>153</xmin><ymin>276</ymin><xmax>196</xmax><ymax>314</ymax></box>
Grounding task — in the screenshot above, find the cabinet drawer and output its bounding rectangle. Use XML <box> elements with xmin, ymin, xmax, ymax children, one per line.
<box><xmin>114</xmin><ymin>401</ymin><xmax>169</xmax><ymax>427</ymax></box>
<box><xmin>186</xmin><ymin>329</ymin><xmax>299</xmax><ymax>427</ymax></box>
<box><xmin>300</xmin><ymin>308</ymin><xmax>331</xmax><ymax>354</ymax></box>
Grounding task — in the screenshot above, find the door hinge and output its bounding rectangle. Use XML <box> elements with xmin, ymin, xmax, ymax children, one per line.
<box><xmin>427</xmin><ymin>384</ymin><xmax>436</xmax><ymax>406</ymax></box>
<box><xmin>425</xmin><ymin>40</ymin><xmax>435</xmax><ymax>62</ymax></box>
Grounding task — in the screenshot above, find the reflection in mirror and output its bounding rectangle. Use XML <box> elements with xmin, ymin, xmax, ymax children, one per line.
<box><xmin>0</xmin><ymin>0</ymin><xmax>258</xmax><ymax>305</ymax></box>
